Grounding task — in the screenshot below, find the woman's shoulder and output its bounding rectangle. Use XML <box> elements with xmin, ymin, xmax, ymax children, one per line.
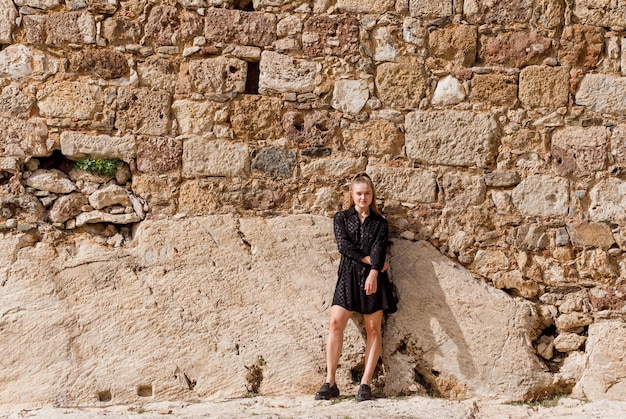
<box><xmin>334</xmin><ymin>207</ymin><xmax>356</xmax><ymax>220</ymax></box>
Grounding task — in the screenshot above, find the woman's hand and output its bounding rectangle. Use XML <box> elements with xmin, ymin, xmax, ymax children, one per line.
<box><xmin>365</xmin><ymin>270</ymin><xmax>378</xmax><ymax>295</ymax></box>
<box><xmin>381</xmin><ymin>261</ymin><xmax>390</xmax><ymax>272</ymax></box>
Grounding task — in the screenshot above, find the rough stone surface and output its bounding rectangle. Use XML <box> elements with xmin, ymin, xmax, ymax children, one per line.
<box><xmin>136</xmin><ymin>137</ymin><xmax>182</xmax><ymax>173</ymax></box>
<box><xmin>259</xmin><ymin>51</ymin><xmax>318</xmax><ymax>94</ymax></box>
<box><xmin>589</xmin><ymin>178</ymin><xmax>626</xmax><ymax>223</ymax></box>
<box><xmin>102</xmin><ymin>17</ymin><xmax>142</xmax><ymax>45</ymax></box>
<box><xmin>331</xmin><ymin>79</ymin><xmax>369</xmax><ymax>114</ymax></box>
<box><xmin>187</xmin><ymin>57</ymin><xmax>247</xmax><ymax>95</ymax></box>
<box><xmin>115</xmin><ymin>87</ymin><xmax>170</xmax><ymax>136</ymax></box>
<box><xmin>567</xmin><ymin>222</ymin><xmax>615</xmax><ymax>250</ymax></box>
<box><xmin>573</xmin><ymin>320</ymin><xmax>626</xmax><ymax>401</ymax></box>
<box><xmin>464</xmin><ymin>0</ymin><xmax>533</xmax><ymax>24</ymax></box>
<box><xmin>0</xmin><ymin>44</ymin><xmax>57</xmax><ymax>79</ymax></box>
<box><xmin>251</xmin><ymin>147</ymin><xmax>295</xmax><ymax>178</ymax></box>
<box><xmin>69</xmin><ymin>48</ymin><xmax>129</xmax><ymax>80</ymax></box>
<box><xmin>60</xmin><ymin>132</ymin><xmax>135</xmax><ymax>160</ymax></box>
<box><xmin>553</xmin><ymin>332</ymin><xmax>586</xmax><ymax>353</ymax></box>
<box><xmin>375</xmin><ymin>61</ymin><xmax>428</xmax><ymax>110</ymax></box>
<box><xmin>75</xmin><ymin>210</ymin><xmax>140</xmax><ymax>226</ymax></box>
<box><xmin>300</xmin><ymin>157</ymin><xmax>365</xmax><ymax>179</ymax></box>
<box><xmin>551</xmin><ymin>126</ymin><xmax>609</xmax><ymax>175</ymax></box>
<box><xmin>182</xmin><ymin>138</ymin><xmax>249</xmax><ymax>178</ymax></box>
<box><xmin>37</xmin><ymin>82</ymin><xmax>102</xmax><ymax>120</ymax></box>
<box><xmin>429</xmin><ymin>24</ymin><xmax>477</xmax><ymax>67</ymax></box>
<box><xmin>336</xmin><ymin>0</ymin><xmax>394</xmax><ymax>13</ymax></box>
<box><xmin>283</xmin><ymin>110</ymin><xmax>339</xmax><ymax>148</ymax></box>
<box><xmin>368</xmin><ymin>166</ymin><xmax>437</xmax><ymax>203</ymax></box>
<box><xmin>0</xmin><ymin>0</ymin><xmax>17</xmax><ymax>44</ymax></box>
<box><xmin>0</xmin><ymin>116</ymin><xmax>49</xmax><ymax>157</ymax></box>
<box><xmin>512</xmin><ymin>175</ymin><xmax>569</xmax><ymax>217</ymax></box>
<box><xmin>302</xmin><ymin>15</ymin><xmax>360</xmax><ymax>57</ymax></box>
<box><xmin>573</xmin><ymin>0</ymin><xmax>626</xmax><ymax>27</ymax></box>
<box><xmin>405</xmin><ymin>111</ymin><xmax>499</xmax><ymax>168</ymax></box>
<box><xmin>431</xmin><ymin>75</ymin><xmax>466</xmax><ymax>106</ymax></box>
<box><xmin>88</xmin><ymin>184</ymin><xmax>131</xmax><ymax>209</ymax></box>
<box><xmin>342</xmin><ymin>119</ymin><xmax>403</xmax><ymax>157</ymax></box>
<box><xmin>231</xmin><ymin>95</ymin><xmax>283</xmax><ymax>141</ymax></box>
<box><xmin>479</xmin><ymin>32</ymin><xmax>552</xmax><ymax>67</ymax></box>
<box><xmin>204</xmin><ymin>8</ymin><xmax>276</xmax><ymax>47</ymax></box>
<box><xmin>519</xmin><ymin>66</ymin><xmax>569</xmax><ymax>110</ymax></box>
<box><xmin>576</xmin><ymin>74</ymin><xmax>626</xmax><ymax>115</ymax></box>
<box><xmin>559</xmin><ymin>25</ymin><xmax>604</xmax><ymax>68</ymax></box>
<box><xmin>171</xmin><ymin>99</ymin><xmax>227</xmax><ymax>136</ymax></box>
<box><xmin>46</xmin><ymin>12</ymin><xmax>95</xmax><ymax>45</ymax></box>
<box><xmin>441</xmin><ymin>171</ymin><xmax>486</xmax><ymax>209</ymax></box>
<box><xmin>48</xmin><ymin>192</ymin><xmax>88</xmax><ymax>223</ymax></box>
<box><xmin>409</xmin><ymin>0</ymin><xmax>453</xmax><ymax>17</ymax></box>
<box><xmin>25</xmin><ymin>169</ymin><xmax>76</xmax><ymax>194</ymax></box>
<box><xmin>469</xmin><ymin>73</ymin><xmax>518</xmax><ymax>107</ymax></box>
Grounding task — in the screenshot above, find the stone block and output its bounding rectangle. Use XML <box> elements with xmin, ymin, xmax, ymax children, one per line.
<box><xmin>441</xmin><ymin>171</ymin><xmax>486</xmax><ymax>208</ymax></box>
<box><xmin>469</xmin><ymin>73</ymin><xmax>517</xmax><ymax>107</ymax></box>
<box><xmin>559</xmin><ymin>25</ymin><xmax>604</xmax><ymax>68</ymax></box>
<box><xmin>483</xmin><ymin>172</ymin><xmax>521</xmax><ymax>187</ymax></box>
<box><xmin>0</xmin><ymin>84</ymin><xmax>35</xmax><ymax>118</ymax></box>
<box><xmin>531</xmin><ymin>0</ymin><xmax>565</xmax><ymax>29</ymax></box>
<box><xmin>60</xmin><ymin>131</ymin><xmax>136</xmax><ymax>160</ymax></box>
<box><xmin>48</xmin><ymin>192</ymin><xmax>88</xmax><ymax>224</ymax></box>
<box><xmin>182</xmin><ymin>138</ymin><xmax>249</xmax><ymax>178</ymax></box>
<box><xmin>14</xmin><ymin>0</ymin><xmax>59</xmax><ymax>9</ymax></box>
<box><xmin>136</xmin><ymin>137</ymin><xmax>182</xmax><ymax>173</ymax></box>
<box><xmin>0</xmin><ymin>116</ymin><xmax>49</xmax><ymax>157</ymax></box>
<box><xmin>331</xmin><ymin>79</ymin><xmax>369</xmax><ymax>114</ymax></box>
<box><xmin>589</xmin><ymin>178</ymin><xmax>626</xmax><ymax>223</ymax></box>
<box><xmin>479</xmin><ymin>32</ymin><xmax>552</xmax><ymax>67</ymax></box>
<box><xmin>464</xmin><ymin>0</ymin><xmax>533</xmax><ymax>24</ymax></box>
<box><xmin>431</xmin><ymin>75</ymin><xmax>466</xmax><ymax>106</ymax></box>
<box><xmin>251</xmin><ymin>147</ymin><xmax>295</xmax><ymax>178</ymax></box>
<box><xmin>88</xmin><ymin>184</ymin><xmax>131</xmax><ymax>210</ymax></box>
<box><xmin>145</xmin><ymin>6</ymin><xmax>203</xmax><ymax>46</ymax></box>
<box><xmin>138</xmin><ymin>56</ymin><xmax>178</xmax><ymax>92</ymax></box>
<box><xmin>231</xmin><ymin>95</ymin><xmax>283</xmax><ymax>141</ymax></box>
<box><xmin>551</xmin><ymin>126</ymin><xmax>608</xmax><ymax>175</ymax></box>
<box><xmin>611</xmin><ymin>124</ymin><xmax>626</xmax><ymax>171</ymax></box>
<box><xmin>336</xmin><ymin>0</ymin><xmax>394</xmax><ymax>13</ymax></box>
<box><xmin>22</xmin><ymin>15</ymin><xmax>46</xmax><ymax>45</ymax></box>
<box><xmin>0</xmin><ymin>157</ymin><xmax>19</xmax><ymax>173</ymax></box>
<box><xmin>69</xmin><ymin>48</ymin><xmax>129</xmax><ymax>80</ymax></box>
<box><xmin>429</xmin><ymin>24</ymin><xmax>477</xmax><ymax>67</ymax></box>
<box><xmin>553</xmin><ymin>332</ymin><xmax>586</xmax><ymax>353</ymax></box>
<box><xmin>367</xmin><ymin>166</ymin><xmax>436</xmax><ymax>203</ymax></box>
<box><xmin>75</xmin><ymin>210</ymin><xmax>140</xmax><ymax>226</ymax></box>
<box><xmin>37</xmin><ymin>81</ymin><xmax>102</xmax><ymax>120</ymax></box>
<box><xmin>409</xmin><ymin>0</ymin><xmax>453</xmax><ymax>17</ymax></box>
<box><xmin>131</xmin><ymin>173</ymin><xmax>178</xmax><ymax>214</ymax></box>
<box><xmin>204</xmin><ymin>8</ymin><xmax>276</xmax><ymax>47</ymax></box>
<box><xmin>300</xmin><ymin>157</ymin><xmax>365</xmax><ymax>179</ymax></box>
<box><xmin>555</xmin><ymin>312</ymin><xmax>592</xmax><ymax>332</ymax></box>
<box><xmin>188</xmin><ymin>57</ymin><xmax>247</xmax><ymax>95</ymax></box>
<box><xmin>25</xmin><ymin>169</ymin><xmax>76</xmax><ymax>194</ymax></box>
<box><xmin>511</xmin><ymin>175</ymin><xmax>569</xmax><ymax>217</ymax></box>
<box><xmin>0</xmin><ymin>193</ymin><xmax>45</xmax><ymax>222</ymax></box>
<box><xmin>375</xmin><ymin>61</ymin><xmax>428</xmax><ymax>110</ymax></box>
<box><xmin>405</xmin><ymin>110</ymin><xmax>499</xmax><ymax>168</ymax></box>
<box><xmin>115</xmin><ymin>87</ymin><xmax>171</xmax><ymax>136</ymax></box>
<box><xmin>259</xmin><ymin>51</ymin><xmax>318</xmax><ymax>94</ymax></box>
<box><xmin>518</xmin><ymin>66</ymin><xmax>569</xmax><ymax>110</ymax></box>
<box><xmin>46</xmin><ymin>12</ymin><xmax>95</xmax><ymax>45</ymax></box>
<box><xmin>0</xmin><ymin>44</ymin><xmax>57</xmax><ymax>80</ymax></box>
<box><xmin>283</xmin><ymin>110</ymin><xmax>339</xmax><ymax>148</ymax></box>
<box><xmin>302</xmin><ymin>15</ymin><xmax>360</xmax><ymax>58</ymax></box>
<box><xmin>567</xmin><ymin>222</ymin><xmax>615</xmax><ymax>249</ymax></box>
<box><xmin>576</xmin><ymin>74</ymin><xmax>626</xmax><ymax>115</ymax></box>
<box><xmin>102</xmin><ymin>17</ymin><xmax>142</xmax><ymax>45</ymax></box>
<box><xmin>172</xmin><ymin>99</ymin><xmax>227</xmax><ymax>136</ymax></box>
<box><xmin>342</xmin><ymin>119</ymin><xmax>403</xmax><ymax>157</ymax></box>
<box><xmin>178</xmin><ymin>180</ymin><xmax>220</xmax><ymax>215</ymax></box>
<box><xmin>573</xmin><ymin>0</ymin><xmax>626</xmax><ymax>27</ymax></box>
<box><xmin>0</xmin><ymin>0</ymin><xmax>17</xmax><ymax>44</ymax></box>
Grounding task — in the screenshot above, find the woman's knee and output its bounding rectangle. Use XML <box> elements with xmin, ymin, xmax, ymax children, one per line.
<box><xmin>329</xmin><ymin>316</ymin><xmax>348</xmax><ymax>333</ymax></box>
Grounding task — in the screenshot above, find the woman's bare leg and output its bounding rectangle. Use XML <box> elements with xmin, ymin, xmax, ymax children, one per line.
<box><xmin>361</xmin><ymin>310</ymin><xmax>383</xmax><ymax>385</ymax></box>
<box><xmin>325</xmin><ymin>305</ymin><xmax>353</xmax><ymax>384</ymax></box>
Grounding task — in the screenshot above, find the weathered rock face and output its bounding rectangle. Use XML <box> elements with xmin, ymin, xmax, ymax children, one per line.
<box><xmin>0</xmin><ymin>216</ymin><xmax>555</xmax><ymax>405</ymax></box>
<box><xmin>3</xmin><ymin>0</ymin><xmax>626</xmax><ymax>406</ymax></box>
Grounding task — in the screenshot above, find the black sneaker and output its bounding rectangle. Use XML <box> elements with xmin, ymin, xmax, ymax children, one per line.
<box><xmin>314</xmin><ymin>382</ymin><xmax>339</xmax><ymax>400</ymax></box>
<box><xmin>355</xmin><ymin>384</ymin><xmax>372</xmax><ymax>402</ymax></box>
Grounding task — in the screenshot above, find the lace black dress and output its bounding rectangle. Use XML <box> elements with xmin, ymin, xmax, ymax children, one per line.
<box><xmin>331</xmin><ymin>207</ymin><xmax>398</xmax><ymax>315</ymax></box>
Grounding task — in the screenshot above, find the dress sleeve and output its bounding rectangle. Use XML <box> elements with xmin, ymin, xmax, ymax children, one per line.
<box><xmin>334</xmin><ymin>211</ymin><xmax>366</xmax><ymax>262</ymax></box>
<box><xmin>369</xmin><ymin>218</ymin><xmax>389</xmax><ymax>271</ymax></box>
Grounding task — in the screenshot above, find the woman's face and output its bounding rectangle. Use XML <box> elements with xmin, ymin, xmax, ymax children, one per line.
<box><xmin>351</xmin><ymin>181</ymin><xmax>373</xmax><ymax>212</ymax></box>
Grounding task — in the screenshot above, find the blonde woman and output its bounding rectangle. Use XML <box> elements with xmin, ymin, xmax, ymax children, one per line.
<box><xmin>315</xmin><ymin>173</ymin><xmax>397</xmax><ymax>402</ymax></box>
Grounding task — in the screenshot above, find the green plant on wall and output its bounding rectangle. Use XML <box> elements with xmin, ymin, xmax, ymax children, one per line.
<box><xmin>74</xmin><ymin>155</ymin><xmax>120</xmax><ymax>176</ymax></box>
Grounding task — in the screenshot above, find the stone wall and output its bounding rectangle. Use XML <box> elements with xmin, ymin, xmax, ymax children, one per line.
<box><xmin>2</xmin><ymin>0</ymin><xmax>626</xmax><ymax>404</ymax></box>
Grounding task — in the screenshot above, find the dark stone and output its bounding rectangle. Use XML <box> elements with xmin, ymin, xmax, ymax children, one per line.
<box><xmin>302</xmin><ymin>15</ymin><xmax>360</xmax><ymax>57</ymax></box>
<box><xmin>251</xmin><ymin>147</ymin><xmax>295</xmax><ymax>178</ymax></box>
<box><xmin>301</xmin><ymin>147</ymin><xmax>332</xmax><ymax>158</ymax></box>
<box><xmin>483</xmin><ymin>172</ymin><xmax>521</xmax><ymax>187</ymax></box>
<box><xmin>70</xmin><ymin>48</ymin><xmax>130</xmax><ymax>79</ymax></box>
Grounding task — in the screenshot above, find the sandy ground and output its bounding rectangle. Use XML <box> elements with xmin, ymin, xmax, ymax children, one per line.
<box><xmin>2</xmin><ymin>396</ymin><xmax>626</xmax><ymax>418</ymax></box>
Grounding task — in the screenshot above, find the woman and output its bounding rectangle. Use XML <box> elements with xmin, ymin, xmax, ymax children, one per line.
<box><xmin>315</xmin><ymin>173</ymin><xmax>397</xmax><ymax>402</ymax></box>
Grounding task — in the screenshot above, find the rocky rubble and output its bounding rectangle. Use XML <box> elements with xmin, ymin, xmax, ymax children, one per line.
<box><xmin>2</xmin><ymin>0</ymin><xmax>626</xmax><ymax>406</ymax></box>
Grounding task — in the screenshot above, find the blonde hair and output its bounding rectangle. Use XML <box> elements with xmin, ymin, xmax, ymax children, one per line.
<box><xmin>348</xmin><ymin>173</ymin><xmax>383</xmax><ymax>217</ymax></box>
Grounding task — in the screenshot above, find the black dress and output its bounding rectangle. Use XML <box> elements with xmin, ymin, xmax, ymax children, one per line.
<box><xmin>331</xmin><ymin>207</ymin><xmax>398</xmax><ymax>315</ymax></box>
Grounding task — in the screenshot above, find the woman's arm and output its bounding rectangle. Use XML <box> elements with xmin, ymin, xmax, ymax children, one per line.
<box><xmin>333</xmin><ymin>211</ymin><xmax>366</xmax><ymax>262</ymax></box>
<box><xmin>369</xmin><ymin>219</ymin><xmax>389</xmax><ymax>271</ymax></box>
